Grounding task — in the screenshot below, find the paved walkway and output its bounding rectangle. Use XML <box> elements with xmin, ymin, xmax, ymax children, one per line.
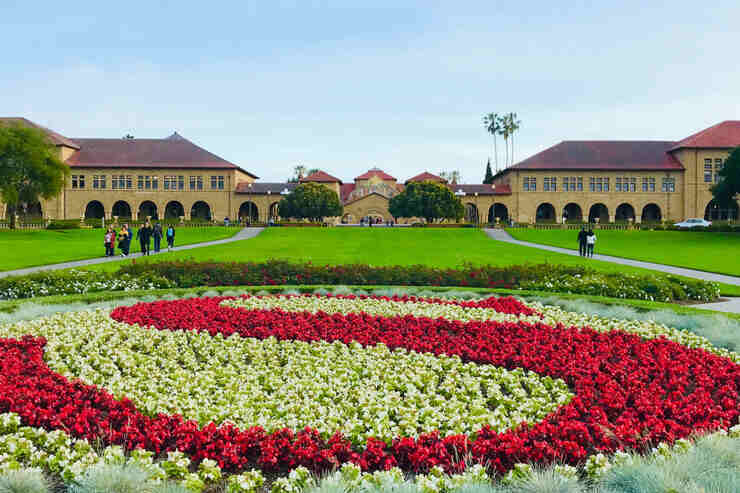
<box><xmin>0</xmin><ymin>227</ymin><xmax>265</xmax><ymax>278</ymax></box>
<box><xmin>484</xmin><ymin>228</ymin><xmax>740</xmax><ymax>313</ymax></box>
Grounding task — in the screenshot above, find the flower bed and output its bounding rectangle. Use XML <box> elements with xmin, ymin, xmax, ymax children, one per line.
<box><xmin>0</xmin><ymin>293</ymin><xmax>737</xmax><ymax>490</ymax></box>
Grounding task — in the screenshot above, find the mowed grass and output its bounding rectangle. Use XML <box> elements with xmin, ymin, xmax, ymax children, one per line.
<box><xmin>0</xmin><ymin>227</ymin><xmax>242</xmax><ymax>272</ymax></box>
<box><xmin>507</xmin><ymin>228</ymin><xmax>740</xmax><ymax>277</ymax></box>
<box><xmin>87</xmin><ymin>228</ymin><xmax>740</xmax><ymax>295</ymax></box>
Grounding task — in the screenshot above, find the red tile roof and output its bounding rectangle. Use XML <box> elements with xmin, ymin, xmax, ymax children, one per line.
<box><xmin>66</xmin><ymin>136</ymin><xmax>257</xmax><ymax>176</ymax></box>
<box><xmin>235</xmin><ymin>182</ymin><xmax>297</xmax><ymax>194</ymax></box>
<box><xmin>405</xmin><ymin>171</ymin><xmax>447</xmax><ymax>183</ymax></box>
<box><xmin>354</xmin><ymin>168</ymin><xmax>396</xmax><ymax>181</ymax></box>
<box><xmin>300</xmin><ymin>170</ymin><xmax>343</xmax><ymax>184</ymax></box>
<box><xmin>510</xmin><ymin>141</ymin><xmax>683</xmax><ymax>171</ymax></box>
<box><xmin>670</xmin><ymin>121</ymin><xmax>740</xmax><ymax>150</ymax></box>
<box><xmin>340</xmin><ymin>183</ymin><xmax>356</xmax><ymax>202</ymax></box>
<box><xmin>446</xmin><ymin>184</ymin><xmax>511</xmax><ymax>195</ymax></box>
<box><xmin>0</xmin><ymin>117</ymin><xmax>80</xmax><ymax>149</ymax></box>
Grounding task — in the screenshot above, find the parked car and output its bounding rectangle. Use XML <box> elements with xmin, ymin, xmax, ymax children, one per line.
<box><xmin>674</xmin><ymin>218</ymin><xmax>712</xmax><ymax>228</ymax></box>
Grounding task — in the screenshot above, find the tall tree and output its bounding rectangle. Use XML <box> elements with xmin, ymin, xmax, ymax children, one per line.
<box><xmin>389</xmin><ymin>181</ymin><xmax>464</xmax><ymax>223</ymax></box>
<box><xmin>483</xmin><ymin>159</ymin><xmax>494</xmax><ymax>184</ymax></box>
<box><xmin>506</xmin><ymin>112</ymin><xmax>521</xmax><ymax>166</ymax></box>
<box><xmin>0</xmin><ymin>123</ymin><xmax>69</xmax><ymax>229</ymax></box>
<box><xmin>288</xmin><ymin>165</ymin><xmax>320</xmax><ymax>183</ymax></box>
<box><xmin>500</xmin><ymin>114</ymin><xmax>510</xmax><ymax>168</ymax></box>
<box><xmin>483</xmin><ymin>113</ymin><xmax>502</xmax><ymax>172</ymax></box>
<box><xmin>711</xmin><ymin>147</ymin><xmax>740</xmax><ymax>213</ymax></box>
<box><xmin>438</xmin><ymin>170</ymin><xmax>461</xmax><ymax>184</ymax></box>
<box><xmin>277</xmin><ymin>182</ymin><xmax>343</xmax><ymax>222</ymax></box>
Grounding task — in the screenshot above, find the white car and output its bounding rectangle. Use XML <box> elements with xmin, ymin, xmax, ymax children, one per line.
<box><xmin>674</xmin><ymin>218</ymin><xmax>712</xmax><ymax>228</ymax></box>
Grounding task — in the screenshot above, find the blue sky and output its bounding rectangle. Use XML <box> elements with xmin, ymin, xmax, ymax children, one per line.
<box><xmin>2</xmin><ymin>1</ymin><xmax>739</xmax><ymax>182</ymax></box>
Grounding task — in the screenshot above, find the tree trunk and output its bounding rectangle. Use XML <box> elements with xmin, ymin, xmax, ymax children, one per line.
<box><xmin>493</xmin><ymin>136</ymin><xmax>498</xmax><ymax>172</ymax></box>
<box><xmin>510</xmin><ymin>134</ymin><xmax>514</xmax><ymax>167</ymax></box>
<box><xmin>504</xmin><ymin>138</ymin><xmax>508</xmax><ymax>169</ymax></box>
<box><xmin>8</xmin><ymin>203</ymin><xmax>16</xmax><ymax>230</ymax></box>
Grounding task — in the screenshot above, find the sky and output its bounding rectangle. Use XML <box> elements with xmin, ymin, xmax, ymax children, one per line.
<box><xmin>2</xmin><ymin>0</ymin><xmax>739</xmax><ymax>183</ymax></box>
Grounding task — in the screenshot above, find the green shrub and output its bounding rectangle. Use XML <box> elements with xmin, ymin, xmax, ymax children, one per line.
<box><xmin>46</xmin><ymin>220</ymin><xmax>80</xmax><ymax>230</ymax></box>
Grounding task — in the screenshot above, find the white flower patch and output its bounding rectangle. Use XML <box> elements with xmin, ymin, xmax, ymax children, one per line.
<box><xmin>0</xmin><ymin>310</ymin><xmax>572</xmax><ymax>445</ymax></box>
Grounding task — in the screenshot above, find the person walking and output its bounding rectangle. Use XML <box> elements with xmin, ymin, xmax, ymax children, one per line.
<box><xmin>166</xmin><ymin>224</ymin><xmax>176</xmax><ymax>251</ymax></box>
<box><xmin>577</xmin><ymin>227</ymin><xmax>587</xmax><ymax>257</ymax></box>
<box><xmin>137</xmin><ymin>221</ymin><xmax>152</xmax><ymax>256</ymax></box>
<box><xmin>586</xmin><ymin>229</ymin><xmax>596</xmax><ymax>258</ymax></box>
<box><xmin>153</xmin><ymin>222</ymin><xmax>163</xmax><ymax>253</ymax></box>
<box><xmin>118</xmin><ymin>225</ymin><xmax>131</xmax><ymax>257</ymax></box>
<box><xmin>104</xmin><ymin>227</ymin><xmax>114</xmax><ymax>257</ymax></box>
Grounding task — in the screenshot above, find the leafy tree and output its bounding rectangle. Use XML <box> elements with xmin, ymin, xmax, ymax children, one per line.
<box><xmin>0</xmin><ymin>123</ymin><xmax>69</xmax><ymax>229</ymax></box>
<box><xmin>711</xmin><ymin>147</ymin><xmax>740</xmax><ymax>211</ymax></box>
<box><xmin>389</xmin><ymin>181</ymin><xmax>464</xmax><ymax>223</ymax></box>
<box><xmin>483</xmin><ymin>159</ymin><xmax>494</xmax><ymax>184</ymax></box>
<box><xmin>438</xmin><ymin>170</ymin><xmax>461</xmax><ymax>184</ymax></box>
<box><xmin>287</xmin><ymin>165</ymin><xmax>320</xmax><ymax>183</ymax></box>
<box><xmin>277</xmin><ymin>182</ymin><xmax>343</xmax><ymax>222</ymax></box>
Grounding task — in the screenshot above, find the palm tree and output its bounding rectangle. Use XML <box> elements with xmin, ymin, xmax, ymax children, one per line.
<box><xmin>483</xmin><ymin>113</ymin><xmax>502</xmax><ymax>172</ymax></box>
<box><xmin>507</xmin><ymin>113</ymin><xmax>521</xmax><ymax>167</ymax></box>
<box><xmin>500</xmin><ymin>114</ymin><xmax>510</xmax><ymax>169</ymax></box>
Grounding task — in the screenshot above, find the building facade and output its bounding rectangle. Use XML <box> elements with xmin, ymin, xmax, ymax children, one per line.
<box><xmin>1</xmin><ymin>118</ymin><xmax>738</xmax><ymax>224</ymax></box>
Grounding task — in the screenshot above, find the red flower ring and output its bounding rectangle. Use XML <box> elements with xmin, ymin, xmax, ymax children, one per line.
<box><xmin>0</xmin><ymin>295</ymin><xmax>737</xmax><ymax>476</ymax></box>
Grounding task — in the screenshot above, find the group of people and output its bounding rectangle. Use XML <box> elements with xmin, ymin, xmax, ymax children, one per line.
<box><xmin>577</xmin><ymin>227</ymin><xmax>597</xmax><ymax>257</ymax></box>
<box><xmin>104</xmin><ymin>221</ymin><xmax>176</xmax><ymax>257</ymax></box>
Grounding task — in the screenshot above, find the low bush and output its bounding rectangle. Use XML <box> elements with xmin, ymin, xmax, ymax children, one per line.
<box><xmin>46</xmin><ymin>220</ymin><xmax>81</xmax><ymax>230</ymax></box>
<box><xmin>117</xmin><ymin>260</ymin><xmax>720</xmax><ymax>302</ymax></box>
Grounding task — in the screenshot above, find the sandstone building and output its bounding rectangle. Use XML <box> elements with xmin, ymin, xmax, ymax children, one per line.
<box><xmin>1</xmin><ymin>118</ymin><xmax>738</xmax><ymax>224</ymax></box>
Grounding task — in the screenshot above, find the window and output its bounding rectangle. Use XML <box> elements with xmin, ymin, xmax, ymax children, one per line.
<box><xmin>71</xmin><ymin>175</ymin><xmax>79</xmax><ymax>189</ymax></box>
<box><xmin>562</xmin><ymin>177</ymin><xmax>569</xmax><ymax>191</ymax></box>
<box><xmin>138</xmin><ymin>176</ymin><xmax>144</xmax><ymax>190</ymax></box>
<box><xmin>190</xmin><ymin>176</ymin><xmax>204</xmax><ymax>190</ymax></box>
<box><xmin>164</xmin><ymin>176</ymin><xmax>176</xmax><ymax>190</ymax></box>
<box><xmin>93</xmin><ymin>175</ymin><xmax>106</xmax><ymax>189</ymax></box>
<box><xmin>211</xmin><ymin>175</ymin><xmax>225</xmax><ymax>190</ymax></box>
<box><xmin>642</xmin><ymin>177</ymin><xmax>648</xmax><ymax>192</ymax></box>
<box><xmin>523</xmin><ymin>177</ymin><xmax>536</xmax><ymax>191</ymax></box>
<box><xmin>577</xmin><ymin>177</ymin><xmax>583</xmax><ymax>191</ymax></box>
<box><xmin>152</xmin><ymin>176</ymin><xmax>158</xmax><ymax>190</ymax></box>
<box><xmin>704</xmin><ymin>159</ymin><xmax>713</xmax><ymax>183</ymax></box>
<box><xmin>616</xmin><ymin>177</ymin><xmax>623</xmax><ymax>192</ymax></box>
<box><xmin>138</xmin><ymin>175</ymin><xmax>156</xmax><ymax>190</ymax></box>
<box><xmin>603</xmin><ymin>177</ymin><xmax>609</xmax><ymax>192</ymax></box>
<box><xmin>715</xmin><ymin>159</ymin><xmax>724</xmax><ymax>183</ymax></box>
<box><xmin>543</xmin><ymin>176</ymin><xmax>556</xmax><ymax>191</ymax></box>
<box><xmin>662</xmin><ymin>177</ymin><xmax>675</xmax><ymax>193</ymax></box>
<box><xmin>589</xmin><ymin>177</ymin><xmax>595</xmax><ymax>192</ymax></box>
<box><xmin>178</xmin><ymin>175</ymin><xmax>185</xmax><ymax>190</ymax></box>
<box><xmin>111</xmin><ymin>175</ymin><xmax>131</xmax><ymax>189</ymax></box>
<box><xmin>629</xmin><ymin>177</ymin><xmax>636</xmax><ymax>192</ymax></box>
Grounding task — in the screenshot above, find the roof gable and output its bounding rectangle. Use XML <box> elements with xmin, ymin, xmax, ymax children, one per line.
<box><xmin>354</xmin><ymin>168</ymin><xmax>396</xmax><ymax>181</ymax></box>
<box><xmin>511</xmin><ymin>140</ymin><xmax>683</xmax><ymax>171</ymax></box>
<box><xmin>0</xmin><ymin>117</ymin><xmax>80</xmax><ymax>150</ymax></box>
<box><xmin>405</xmin><ymin>171</ymin><xmax>447</xmax><ymax>184</ymax></box>
<box><xmin>670</xmin><ymin>121</ymin><xmax>740</xmax><ymax>150</ymax></box>
<box><xmin>300</xmin><ymin>170</ymin><xmax>343</xmax><ymax>184</ymax></box>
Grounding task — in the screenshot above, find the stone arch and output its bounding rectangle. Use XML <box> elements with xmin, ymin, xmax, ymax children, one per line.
<box><xmin>464</xmin><ymin>203</ymin><xmax>479</xmax><ymax>223</ymax></box>
<box><xmin>563</xmin><ymin>203</ymin><xmax>583</xmax><ymax>222</ymax></box>
<box><xmin>269</xmin><ymin>202</ymin><xmax>280</xmax><ymax>221</ymax></box>
<box><xmin>641</xmin><ymin>203</ymin><xmax>662</xmax><ymax>223</ymax></box>
<box><xmin>164</xmin><ymin>201</ymin><xmax>185</xmax><ymax>219</ymax></box>
<box><xmin>138</xmin><ymin>201</ymin><xmax>158</xmax><ymax>220</ymax></box>
<box><xmin>341</xmin><ymin>213</ymin><xmax>354</xmax><ymax>224</ymax></box>
<box><xmin>112</xmin><ymin>201</ymin><xmax>132</xmax><ymax>219</ymax></box>
<box><xmin>17</xmin><ymin>201</ymin><xmax>43</xmax><ymax>219</ymax></box>
<box><xmin>705</xmin><ymin>199</ymin><xmax>739</xmax><ymax>221</ymax></box>
<box><xmin>191</xmin><ymin>201</ymin><xmax>212</xmax><ymax>221</ymax></box>
<box><xmin>238</xmin><ymin>201</ymin><xmax>259</xmax><ymax>222</ymax></box>
<box><xmin>535</xmin><ymin>203</ymin><xmax>556</xmax><ymax>223</ymax></box>
<box><xmin>488</xmin><ymin>203</ymin><xmax>509</xmax><ymax>223</ymax></box>
<box><xmin>588</xmin><ymin>203</ymin><xmax>609</xmax><ymax>223</ymax></box>
<box><xmin>615</xmin><ymin>203</ymin><xmax>636</xmax><ymax>222</ymax></box>
<box><xmin>84</xmin><ymin>200</ymin><xmax>105</xmax><ymax>219</ymax></box>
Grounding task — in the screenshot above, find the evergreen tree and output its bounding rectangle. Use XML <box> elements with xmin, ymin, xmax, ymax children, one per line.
<box><xmin>483</xmin><ymin>159</ymin><xmax>494</xmax><ymax>184</ymax></box>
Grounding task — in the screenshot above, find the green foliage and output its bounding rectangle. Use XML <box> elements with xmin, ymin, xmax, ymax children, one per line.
<box><xmin>711</xmin><ymin>146</ymin><xmax>740</xmax><ymax>209</ymax></box>
<box><xmin>46</xmin><ymin>220</ymin><xmax>81</xmax><ymax>230</ymax></box>
<box><xmin>0</xmin><ymin>469</ymin><xmax>50</xmax><ymax>493</ymax></box>
<box><xmin>278</xmin><ymin>182</ymin><xmax>343</xmax><ymax>222</ymax></box>
<box><xmin>0</xmin><ymin>123</ymin><xmax>69</xmax><ymax>229</ymax></box>
<box><xmin>67</xmin><ymin>463</ymin><xmax>154</xmax><ymax>493</ymax></box>
<box><xmin>483</xmin><ymin>159</ymin><xmax>494</xmax><ymax>184</ymax></box>
<box><xmin>388</xmin><ymin>181</ymin><xmax>464</xmax><ymax>223</ymax></box>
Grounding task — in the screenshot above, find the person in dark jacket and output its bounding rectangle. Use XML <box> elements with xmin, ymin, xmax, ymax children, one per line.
<box><xmin>166</xmin><ymin>225</ymin><xmax>176</xmax><ymax>251</ymax></box>
<box><xmin>577</xmin><ymin>227</ymin><xmax>587</xmax><ymax>257</ymax></box>
<box><xmin>152</xmin><ymin>222</ymin><xmax>163</xmax><ymax>253</ymax></box>
<box><xmin>137</xmin><ymin>221</ymin><xmax>153</xmax><ymax>256</ymax></box>
<box><xmin>118</xmin><ymin>225</ymin><xmax>131</xmax><ymax>257</ymax></box>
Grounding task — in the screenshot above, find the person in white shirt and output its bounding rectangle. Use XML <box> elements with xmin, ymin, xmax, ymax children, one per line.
<box><xmin>586</xmin><ymin>230</ymin><xmax>596</xmax><ymax>258</ymax></box>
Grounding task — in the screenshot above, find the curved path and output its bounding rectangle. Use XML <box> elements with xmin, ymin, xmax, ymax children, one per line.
<box><xmin>484</xmin><ymin>228</ymin><xmax>740</xmax><ymax>313</ymax></box>
<box><xmin>0</xmin><ymin>227</ymin><xmax>265</xmax><ymax>279</ymax></box>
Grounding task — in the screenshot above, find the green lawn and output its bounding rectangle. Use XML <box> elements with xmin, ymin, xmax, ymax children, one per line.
<box><xmin>507</xmin><ymin>228</ymin><xmax>740</xmax><ymax>277</ymax></box>
<box><xmin>0</xmin><ymin>227</ymin><xmax>241</xmax><ymax>272</ymax></box>
<box><xmin>86</xmin><ymin>227</ymin><xmax>740</xmax><ymax>296</ymax></box>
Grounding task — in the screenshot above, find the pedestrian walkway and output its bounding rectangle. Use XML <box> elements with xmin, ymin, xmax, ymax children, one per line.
<box><xmin>484</xmin><ymin>228</ymin><xmax>740</xmax><ymax>286</ymax></box>
<box><xmin>0</xmin><ymin>227</ymin><xmax>265</xmax><ymax>279</ymax></box>
<box><xmin>485</xmin><ymin>228</ymin><xmax>740</xmax><ymax>313</ymax></box>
